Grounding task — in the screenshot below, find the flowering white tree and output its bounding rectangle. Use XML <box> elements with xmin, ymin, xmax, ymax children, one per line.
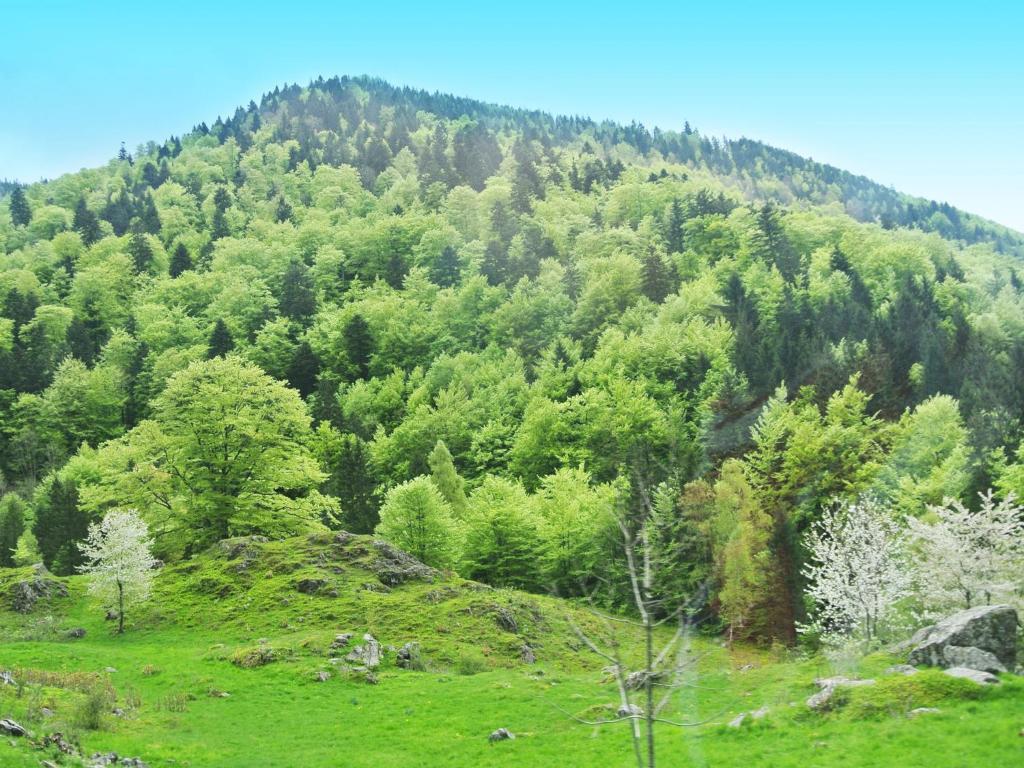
<box><xmin>907</xmin><ymin>491</ymin><xmax>1024</xmax><ymax>616</ymax></box>
<box><xmin>801</xmin><ymin>497</ymin><xmax>911</xmax><ymax>645</ymax></box>
<box><xmin>79</xmin><ymin>509</ymin><xmax>156</xmax><ymax>633</ymax></box>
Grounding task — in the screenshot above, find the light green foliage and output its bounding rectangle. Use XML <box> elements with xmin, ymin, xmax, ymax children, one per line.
<box><xmin>713</xmin><ymin>461</ymin><xmax>777</xmax><ymax>640</ymax></box>
<box><xmin>376</xmin><ymin>476</ymin><xmax>460</xmax><ymax>569</ymax></box>
<box><xmin>12</xmin><ymin>528</ymin><xmax>41</xmax><ymax>566</ymax></box>
<box><xmin>74</xmin><ymin>356</ymin><xmax>332</xmax><ymax>555</ymax></box>
<box><xmin>533</xmin><ymin>467</ymin><xmax>617</xmax><ymax>594</ymax></box>
<box><xmin>427</xmin><ymin>439</ymin><xmax>468</xmax><ymax>517</ymax></box>
<box><xmin>460</xmin><ymin>476</ymin><xmax>543</xmax><ymax>589</ymax></box>
<box><xmin>876</xmin><ymin>395</ymin><xmax>971</xmax><ymax>514</ymax></box>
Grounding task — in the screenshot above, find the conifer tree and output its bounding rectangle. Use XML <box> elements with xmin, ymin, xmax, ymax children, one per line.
<box><xmin>429</xmin><ymin>245</ymin><xmax>462</xmax><ymax>288</ymax></box>
<box><xmin>128</xmin><ymin>231</ymin><xmax>154</xmax><ymax>274</ymax></box>
<box><xmin>8</xmin><ymin>186</ymin><xmax>31</xmax><ymax>227</ymax></box>
<box><xmin>428</xmin><ymin>440</ymin><xmax>468</xmax><ymax>516</ymax></box>
<box><xmin>342</xmin><ymin>314</ymin><xmax>373</xmax><ymax>380</ymax></box>
<box><xmin>73</xmin><ymin>198</ymin><xmax>102</xmax><ymax>246</ymax></box>
<box><xmin>665</xmin><ymin>197</ymin><xmax>685</xmax><ymax>253</ymax></box>
<box><xmin>0</xmin><ymin>493</ymin><xmax>27</xmax><ymax>568</ymax></box>
<box><xmin>285</xmin><ymin>340</ymin><xmax>320</xmax><ymax>398</ymax></box>
<box><xmin>275</xmin><ymin>195</ymin><xmax>293</xmax><ymax>223</ymax></box>
<box><xmin>207</xmin><ymin>319</ymin><xmax>235</xmax><ymax>358</ymax></box>
<box><xmin>279</xmin><ymin>260</ymin><xmax>316</xmax><ymax>322</ymax></box>
<box><xmin>169</xmin><ymin>243</ymin><xmax>193</xmax><ymax>277</ymax></box>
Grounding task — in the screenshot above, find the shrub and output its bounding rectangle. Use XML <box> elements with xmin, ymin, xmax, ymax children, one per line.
<box><xmin>454</xmin><ymin>651</ymin><xmax>488</xmax><ymax>676</ymax></box>
<box><xmin>843</xmin><ymin>670</ymin><xmax>985</xmax><ymax>719</ymax></box>
<box><xmin>74</xmin><ymin>685</ymin><xmax>115</xmax><ymax>730</ymax></box>
<box><xmin>231</xmin><ymin>645</ymin><xmax>277</xmax><ymax>668</ymax></box>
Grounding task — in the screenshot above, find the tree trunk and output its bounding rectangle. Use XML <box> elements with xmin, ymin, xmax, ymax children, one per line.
<box><xmin>117</xmin><ymin>579</ymin><xmax>125</xmax><ymax>634</ymax></box>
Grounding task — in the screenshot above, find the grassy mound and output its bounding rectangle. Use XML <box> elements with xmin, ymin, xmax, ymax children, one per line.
<box><xmin>0</xmin><ymin>538</ymin><xmax>1021</xmax><ymax>767</ymax></box>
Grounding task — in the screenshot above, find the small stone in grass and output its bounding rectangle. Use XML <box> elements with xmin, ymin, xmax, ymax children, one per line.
<box><xmin>489</xmin><ymin>728</ymin><xmax>515</xmax><ymax>742</ymax></box>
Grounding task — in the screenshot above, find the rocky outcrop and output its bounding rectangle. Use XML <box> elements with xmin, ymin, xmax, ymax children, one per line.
<box><xmin>395</xmin><ymin>642</ymin><xmax>420</xmax><ymax>669</ymax></box>
<box><xmin>907</xmin><ymin>605</ymin><xmax>1018</xmax><ymax>670</ymax></box>
<box><xmin>942</xmin><ymin>646</ymin><xmax>1006</xmax><ymax>674</ymax></box>
<box><xmin>943</xmin><ymin>667</ymin><xmax>1000</xmax><ymax>685</ymax></box>
<box><xmin>0</xmin><ymin>718</ymin><xmax>28</xmax><ymax>737</ymax></box>
<box><xmin>370</xmin><ymin>541</ymin><xmax>437</xmax><ymax>586</ymax></box>
<box><xmin>9</xmin><ymin>564</ymin><xmax>67</xmax><ymax>613</ymax></box>
<box><xmin>807</xmin><ymin>677</ymin><xmax>875</xmax><ymax>711</ymax></box>
<box><xmin>345</xmin><ymin>633</ymin><xmax>382</xmax><ymax>668</ymax></box>
<box><xmin>295</xmin><ymin>578</ymin><xmax>330</xmax><ymax>595</ymax></box>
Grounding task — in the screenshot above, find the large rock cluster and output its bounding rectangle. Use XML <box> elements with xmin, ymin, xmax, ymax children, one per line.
<box><xmin>907</xmin><ymin>604</ymin><xmax>1018</xmax><ymax>672</ymax></box>
<box><xmin>8</xmin><ymin>564</ymin><xmax>67</xmax><ymax>613</ymax></box>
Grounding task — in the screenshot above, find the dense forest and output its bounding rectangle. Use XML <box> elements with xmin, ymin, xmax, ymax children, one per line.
<box><xmin>2</xmin><ymin>75</ymin><xmax>1023</xmax><ymax>644</ymax></box>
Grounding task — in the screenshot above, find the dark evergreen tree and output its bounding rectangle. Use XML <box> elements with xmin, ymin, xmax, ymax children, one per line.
<box><xmin>123</xmin><ymin>340</ymin><xmax>149</xmax><ymax>428</ymax></box>
<box><xmin>66</xmin><ymin>299</ymin><xmax>108</xmax><ymax>365</ymax></box>
<box><xmin>33</xmin><ymin>478</ymin><xmax>88</xmax><ymax>575</ymax></box>
<box><xmin>8</xmin><ymin>186</ymin><xmax>31</xmax><ymax>227</ymax></box>
<box><xmin>169</xmin><ymin>243</ymin><xmax>193</xmax><ymax>277</ymax></box>
<box><xmin>323</xmin><ymin>434</ymin><xmax>379</xmax><ymax>533</ymax></box>
<box><xmin>285</xmin><ymin>340</ymin><xmax>320</xmax><ymax>398</ymax></box>
<box><xmin>481</xmin><ymin>240</ymin><xmax>509</xmax><ymax>286</ymax></box>
<box><xmin>384</xmin><ymin>252</ymin><xmax>407</xmax><ymax>289</ymax></box>
<box><xmin>128</xmin><ymin>231</ymin><xmax>154</xmax><ymax>274</ymax></box>
<box><xmin>641</xmin><ymin>252</ymin><xmax>674</xmax><ymax>303</ymax></box>
<box><xmin>73</xmin><ymin>198</ymin><xmax>102</xmax><ymax>246</ymax></box>
<box><xmin>211</xmin><ymin>188</ymin><xmax>231</xmax><ymax>240</ymax></box>
<box><xmin>429</xmin><ymin>245</ymin><xmax>461</xmax><ymax>288</ymax></box>
<box><xmin>138</xmin><ymin>191</ymin><xmax>161</xmax><ymax>234</ymax></box>
<box><xmin>665</xmin><ymin>197</ymin><xmax>686</xmax><ymax>253</ymax></box>
<box><xmin>342</xmin><ymin>314</ymin><xmax>373</xmax><ymax>380</ymax></box>
<box><xmin>206</xmin><ymin>318</ymin><xmax>235</xmax><ymax>358</ymax></box>
<box><xmin>279</xmin><ymin>260</ymin><xmax>316</xmax><ymax>323</ymax></box>
<box><xmin>452</xmin><ymin>122</ymin><xmax>501</xmax><ymax>191</ymax></box>
<box><xmin>275</xmin><ymin>195</ymin><xmax>293</xmax><ymax>223</ymax></box>
<box><xmin>0</xmin><ymin>494</ymin><xmax>26</xmax><ymax>567</ymax></box>
<box><xmin>510</xmin><ymin>136</ymin><xmax>544</xmax><ymax>213</ymax></box>
<box><xmin>103</xmin><ymin>189</ymin><xmax>134</xmax><ymax>236</ymax></box>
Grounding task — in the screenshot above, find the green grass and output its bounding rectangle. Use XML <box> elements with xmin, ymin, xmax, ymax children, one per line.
<box><xmin>0</xmin><ymin>535</ymin><xmax>1021</xmax><ymax>767</ymax></box>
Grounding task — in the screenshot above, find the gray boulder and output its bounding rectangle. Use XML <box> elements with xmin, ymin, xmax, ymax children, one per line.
<box><xmin>488</xmin><ymin>728</ymin><xmax>515</xmax><ymax>742</ymax></box>
<box><xmin>942</xmin><ymin>645</ymin><xmax>1006</xmax><ymax>674</ymax></box>
<box><xmin>345</xmin><ymin>633</ymin><xmax>382</xmax><ymax>668</ymax></box>
<box><xmin>943</xmin><ymin>666</ymin><xmax>1000</xmax><ymax>685</ymax></box>
<box><xmin>370</xmin><ymin>540</ymin><xmax>437</xmax><ymax>586</ymax></box>
<box><xmin>9</xmin><ymin>564</ymin><xmax>67</xmax><ymax>613</ymax></box>
<box><xmin>395</xmin><ymin>642</ymin><xmax>420</xmax><ymax>669</ymax></box>
<box><xmin>907</xmin><ymin>604</ymin><xmax>1018</xmax><ymax>670</ymax></box>
<box><xmin>618</xmin><ymin>703</ymin><xmax>643</xmax><ymax>719</ymax></box>
<box><xmin>0</xmin><ymin>718</ymin><xmax>28</xmax><ymax>737</ymax></box>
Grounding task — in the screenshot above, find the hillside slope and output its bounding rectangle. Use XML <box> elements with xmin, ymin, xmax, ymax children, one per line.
<box><xmin>0</xmin><ymin>537</ymin><xmax>1021</xmax><ymax>767</ymax></box>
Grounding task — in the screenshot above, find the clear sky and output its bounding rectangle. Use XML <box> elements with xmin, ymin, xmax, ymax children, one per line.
<box><xmin>3</xmin><ymin>0</ymin><xmax>1022</xmax><ymax>231</ymax></box>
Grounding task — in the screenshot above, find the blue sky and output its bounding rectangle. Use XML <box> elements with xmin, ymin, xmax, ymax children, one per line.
<box><xmin>4</xmin><ymin>0</ymin><xmax>1022</xmax><ymax>231</ymax></box>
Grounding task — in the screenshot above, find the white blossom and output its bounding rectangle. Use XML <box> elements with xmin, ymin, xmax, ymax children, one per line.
<box><xmin>800</xmin><ymin>497</ymin><xmax>911</xmax><ymax>645</ymax></box>
<box><xmin>907</xmin><ymin>491</ymin><xmax>1024</xmax><ymax>616</ymax></box>
<box><xmin>78</xmin><ymin>509</ymin><xmax>156</xmax><ymax>633</ymax></box>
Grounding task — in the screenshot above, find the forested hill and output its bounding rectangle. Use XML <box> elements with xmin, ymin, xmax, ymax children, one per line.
<box><xmin>2</xmin><ymin>75</ymin><xmax>1024</xmax><ymax>642</ymax></box>
<box><xmin>213</xmin><ymin>76</ymin><xmax>1024</xmax><ymax>254</ymax></box>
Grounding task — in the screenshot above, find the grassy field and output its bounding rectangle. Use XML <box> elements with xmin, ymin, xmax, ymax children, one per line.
<box><xmin>1</xmin><ymin>535</ymin><xmax>1021</xmax><ymax>767</ymax></box>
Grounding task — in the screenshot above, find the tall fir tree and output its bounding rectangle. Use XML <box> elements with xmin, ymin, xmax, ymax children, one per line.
<box><xmin>279</xmin><ymin>260</ymin><xmax>316</xmax><ymax>323</ymax></box>
<box><xmin>73</xmin><ymin>198</ymin><xmax>102</xmax><ymax>246</ymax></box>
<box><xmin>429</xmin><ymin>245</ymin><xmax>461</xmax><ymax>288</ymax></box>
<box><xmin>8</xmin><ymin>186</ymin><xmax>31</xmax><ymax>227</ymax></box>
<box><xmin>342</xmin><ymin>314</ymin><xmax>373</xmax><ymax>380</ymax></box>
<box><xmin>169</xmin><ymin>243</ymin><xmax>193</xmax><ymax>277</ymax></box>
<box><xmin>206</xmin><ymin>319</ymin><xmax>235</xmax><ymax>358</ymax></box>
